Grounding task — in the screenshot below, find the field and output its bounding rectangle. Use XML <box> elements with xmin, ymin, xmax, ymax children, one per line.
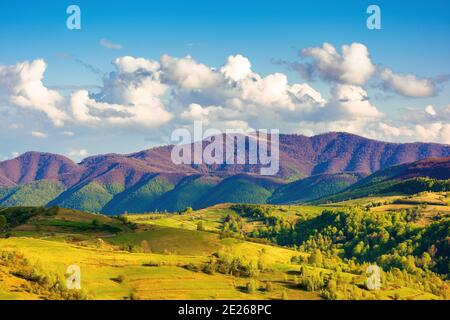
<box><xmin>0</xmin><ymin>192</ymin><xmax>448</xmax><ymax>300</ymax></box>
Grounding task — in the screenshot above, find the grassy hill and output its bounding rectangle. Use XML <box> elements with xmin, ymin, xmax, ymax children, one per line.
<box><xmin>199</xmin><ymin>175</ymin><xmax>284</xmax><ymax>208</ymax></box>
<box><xmin>269</xmin><ymin>173</ymin><xmax>362</xmax><ymax>204</ymax></box>
<box><xmin>1</xmin><ymin>194</ymin><xmax>448</xmax><ymax>300</ymax></box>
<box><xmin>101</xmin><ymin>176</ymin><xmax>175</xmax><ymax>214</ymax></box>
<box><xmin>48</xmin><ymin>182</ymin><xmax>124</xmax><ymax>213</ymax></box>
<box><xmin>0</xmin><ymin>206</ymin><xmax>129</xmax><ymax>237</ymax></box>
<box><xmin>153</xmin><ymin>175</ymin><xmax>221</xmax><ymax>212</ymax></box>
<box><xmin>314</xmin><ymin>157</ymin><xmax>450</xmax><ymax>204</ymax></box>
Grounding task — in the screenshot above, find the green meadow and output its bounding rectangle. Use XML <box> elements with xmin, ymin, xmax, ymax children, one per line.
<box><xmin>0</xmin><ymin>191</ymin><xmax>449</xmax><ymax>300</ymax></box>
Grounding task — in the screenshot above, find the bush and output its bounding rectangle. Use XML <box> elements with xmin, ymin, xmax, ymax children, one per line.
<box><xmin>112</xmin><ymin>275</ymin><xmax>125</xmax><ymax>283</ymax></box>
<box><xmin>265</xmin><ymin>282</ymin><xmax>274</xmax><ymax>292</ymax></box>
<box><xmin>1</xmin><ymin>250</ymin><xmax>93</xmax><ymax>300</ymax></box>
<box><xmin>246</xmin><ymin>280</ymin><xmax>257</xmax><ymax>293</ymax></box>
<box><xmin>202</xmin><ymin>253</ymin><xmax>260</xmax><ymax>278</ymax></box>
<box><xmin>197</xmin><ymin>221</ymin><xmax>205</xmax><ymax>231</ymax></box>
<box><xmin>0</xmin><ymin>215</ymin><xmax>7</xmax><ymax>229</ymax></box>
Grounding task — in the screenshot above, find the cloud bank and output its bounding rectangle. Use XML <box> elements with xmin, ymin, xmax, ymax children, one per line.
<box><xmin>0</xmin><ymin>42</ymin><xmax>449</xmax><ymax>147</ymax></box>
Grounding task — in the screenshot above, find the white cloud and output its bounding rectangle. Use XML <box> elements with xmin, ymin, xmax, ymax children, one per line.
<box><xmin>31</xmin><ymin>131</ymin><xmax>48</xmax><ymax>138</ymax></box>
<box><xmin>0</xmin><ymin>60</ymin><xmax>67</xmax><ymax>126</ymax></box>
<box><xmin>281</xmin><ymin>42</ymin><xmax>438</xmax><ymax>99</ymax></box>
<box><xmin>301</xmin><ymin>42</ymin><xmax>375</xmax><ymax>85</ymax></box>
<box><xmin>379</xmin><ymin>68</ymin><xmax>436</xmax><ymax>97</ymax></box>
<box><xmin>62</xmin><ymin>131</ymin><xmax>75</xmax><ymax>137</ymax></box>
<box><xmin>69</xmin><ymin>56</ymin><xmax>172</xmax><ymax>127</ymax></box>
<box><xmin>327</xmin><ymin>84</ymin><xmax>383</xmax><ymax>119</ymax></box>
<box><xmin>425</xmin><ymin>105</ymin><xmax>437</xmax><ymax>116</ymax></box>
<box><xmin>113</xmin><ymin>56</ymin><xmax>159</xmax><ymax>74</ymax></box>
<box><xmin>220</xmin><ymin>54</ymin><xmax>252</xmax><ymax>81</ymax></box>
<box><xmin>68</xmin><ymin>148</ymin><xmax>89</xmax><ymax>158</ymax></box>
<box><xmin>100</xmin><ymin>38</ymin><xmax>123</xmax><ymax>50</ymax></box>
<box><xmin>160</xmin><ymin>54</ymin><xmax>221</xmax><ymax>90</ymax></box>
<box><xmin>0</xmin><ymin>48</ymin><xmax>448</xmax><ymax>147</ymax></box>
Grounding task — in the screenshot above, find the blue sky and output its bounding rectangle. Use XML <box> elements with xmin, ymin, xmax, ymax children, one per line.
<box><xmin>0</xmin><ymin>0</ymin><xmax>449</xmax><ymax>160</ymax></box>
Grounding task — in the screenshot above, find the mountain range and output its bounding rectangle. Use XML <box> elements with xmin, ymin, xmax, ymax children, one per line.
<box><xmin>0</xmin><ymin>132</ymin><xmax>449</xmax><ymax>214</ymax></box>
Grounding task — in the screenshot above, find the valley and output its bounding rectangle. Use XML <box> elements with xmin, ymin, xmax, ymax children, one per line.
<box><xmin>0</xmin><ymin>133</ymin><xmax>448</xmax><ymax>300</ymax></box>
<box><xmin>0</xmin><ymin>190</ymin><xmax>448</xmax><ymax>300</ymax></box>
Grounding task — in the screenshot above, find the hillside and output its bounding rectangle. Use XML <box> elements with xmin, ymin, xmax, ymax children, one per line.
<box><xmin>269</xmin><ymin>173</ymin><xmax>363</xmax><ymax>204</ymax></box>
<box><xmin>317</xmin><ymin>157</ymin><xmax>450</xmax><ymax>203</ymax></box>
<box><xmin>0</xmin><ymin>133</ymin><xmax>449</xmax><ymax>213</ymax></box>
<box><xmin>1</xmin><ymin>196</ymin><xmax>448</xmax><ymax>300</ymax></box>
<box><xmin>1</xmin><ymin>133</ymin><xmax>448</xmax><ymax>185</ymax></box>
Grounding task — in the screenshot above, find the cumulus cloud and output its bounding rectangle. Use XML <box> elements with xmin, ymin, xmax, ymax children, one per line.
<box><xmin>280</xmin><ymin>42</ymin><xmax>439</xmax><ymax>98</ymax></box>
<box><xmin>0</xmin><ymin>53</ymin><xmax>357</xmax><ymax>132</ymax></box>
<box><xmin>0</xmin><ymin>48</ymin><xmax>448</xmax><ymax>146</ymax></box>
<box><xmin>69</xmin><ymin>56</ymin><xmax>172</xmax><ymax>127</ymax></box>
<box><xmin>220</xmin><ymin>54</ymin><xmax>252</xmax><ymax>81</ymax></box>
<box><xmin>160</xmin><ymin>54</ymin><xmax>222</xmax><ymax>90</ymax></box>
<box><xmin>378</xmin><ymin>68</ymin><xmax>436</xmax><ymax>97</ymax></box>
<box><xmin>300</xmin><ymin>42</ymin><xmax>376</xmax><ymax>85</ymax></box>
<box><xmin>325</xmin><ymin>85</ymin><xmax>383</xmax><ymax>120</ymax></box>
<box><xmin>0</xmin><ymin>60</ymin><xmax>67</xmax><ymax>126</ymax></box>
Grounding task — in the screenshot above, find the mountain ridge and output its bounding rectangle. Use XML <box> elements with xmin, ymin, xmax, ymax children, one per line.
<box><xmin>1</xmin><ymin>132</ymin><xmax>449</xmax><ymax>189</ymax></box>
<box><xmin>1</xmin><ymin>132</ymin><xmax>449</xmax><ymax>213</ymax></box>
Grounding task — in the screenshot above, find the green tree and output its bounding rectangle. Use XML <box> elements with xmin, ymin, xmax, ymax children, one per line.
<box><xmin>246</xmin><ymin>280</ymin><xmax>256</xmax><ymax>293</ymax></box>
<box><xmin>197</xmin><ymin>221</ymin><xmax>205</xmax><ymax>231</ymax></box>
<box><xmin>92</xmin><ymin>219</ymin><xmax>100</xmax><ymax>227</ymax></box>
<box><xmin>0</xmin><ymin>215</ymin><xmax>7</xmax><ymax>230</ymax></box>
<box><xmin>308</xmin><ymin>249</ymin><xmax>323</xmax><ymax>266</ymax></box>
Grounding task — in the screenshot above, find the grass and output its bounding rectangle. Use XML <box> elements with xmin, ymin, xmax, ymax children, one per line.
<box><xmin>0</xmin><ymin>237</ymin><xmax>320</xmax><ymax>300</ymax></box>
<box><xmin>108</xmin><ymin>225</ymin><xmax>222</xmax><ymax>256</ymax></box>
<box><xmin>0</xmin><ymin>193</ymin><xmax>447</xmax><ymax>300</ymax></box>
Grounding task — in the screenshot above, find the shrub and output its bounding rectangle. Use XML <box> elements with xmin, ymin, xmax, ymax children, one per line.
<box><xmin>197</xmin><ymin>221</ymin><xmax>205</xmax><ymax>231</ymax></box>
<box><xmin>246</xmin><ymin>280</ymin><xmax>257</xmax><ymax>293</ymax></box>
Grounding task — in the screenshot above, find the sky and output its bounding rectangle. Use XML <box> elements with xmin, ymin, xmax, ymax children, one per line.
<box><xmin>0</xmin><ymin>0</ymin><xmax>449</xmax><ymax>161</ymax></box>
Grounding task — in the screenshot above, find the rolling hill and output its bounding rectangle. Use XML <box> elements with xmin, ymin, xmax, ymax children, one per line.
<box><xmin>269</xmin><ymin>173</ymin><xmax>364</xmax><ymax>204</ymax></box>
<box><xmin>316</xmin><ymin>157</ymin><xmax>450</xmax><ymax>203</ymax></box>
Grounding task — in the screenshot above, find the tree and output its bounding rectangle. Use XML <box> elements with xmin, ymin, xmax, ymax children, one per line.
<box><xmin>92</xmin><ymin>219</ymin><xmax>100</xmax><ymax>227</ymax></box>
<box><xmin>0</xmin><ymin>215</ymin><xmax>6</xmax><ymax>230</ymax></box>
<box><xmin>140</xmin><ymin>240</ymin><xmax>151</xmax><ymax>253</ymax></box>
<box><xmin>308</xmin><ymin>249</ymin><xmax>323</xmax><ymax>266</ymax></box>
<box><xmin>246</xmin><ymin>280</ymin><xmax>256</xmax><ymax>293</ymax></box>
<box><xmin>197</xmin><ymin>221</ymin><xmax>205</xmax><ymax>231</ymax></box>
<box><xmin>420</xmin><ymin>252</ymin><xmax>432</xmax><ymax>269</ymax></box>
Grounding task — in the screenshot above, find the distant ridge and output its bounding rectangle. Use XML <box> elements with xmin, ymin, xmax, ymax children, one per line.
<box><xmin>0</xmin><ymin>132</ymin><xmax>449</xmax><ymax>213</ymax></box>
<box><xmin>315</xmin><ymin>156</ymin><xmax>450</xmax><ymax>203</ymax></box>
